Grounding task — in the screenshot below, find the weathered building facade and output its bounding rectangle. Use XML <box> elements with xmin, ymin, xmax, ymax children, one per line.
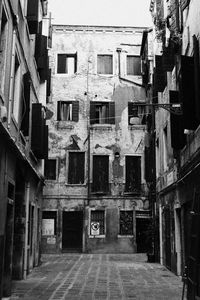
<box><xmin>42</xmin><ymin>25</ymin><xmax>153</xmax><ymax>254</ymax></box>
<box><xmin>0</xmin><ymin>0</ymin><xmax>50</xmax><ymax>298</ymax></box>
<box><xmin>149</xmin><ymin>0</ymin><xmax>200</xmax><ymax>298</ymax></box>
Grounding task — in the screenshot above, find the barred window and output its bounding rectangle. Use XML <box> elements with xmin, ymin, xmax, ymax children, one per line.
<box><xmin>120</xmin><ymin>211</ymin><xmax>133</xmax><ymax>235</ymax></box>
<box><xmin>91</xmin><ymin>210</ymin><xmax>105</xmax><ymax>235</ymax></box>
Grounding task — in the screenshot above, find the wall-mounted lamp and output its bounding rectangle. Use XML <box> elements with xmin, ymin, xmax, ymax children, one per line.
<box><xmin>115</xmin><ymin>152</ymin><xmax>120</xmax><ymax>159</ymax></box>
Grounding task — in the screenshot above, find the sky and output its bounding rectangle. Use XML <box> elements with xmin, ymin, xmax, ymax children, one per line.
<box><xmin>48</xmin><ymin>0</ymin><xmax>153</xmax><ymax>27</ymax></box>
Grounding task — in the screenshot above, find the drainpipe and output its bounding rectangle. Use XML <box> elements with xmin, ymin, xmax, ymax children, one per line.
<box><xmin>23</xmin><ymin>182</ymin><xmax>30</xmax><ymax>279</ymax></box>
<box><xmin>159</xmin><ymin>203</ymin><xmax>163</xmax><ymax>265</ymax></box>
<box><xmin>87</xmin><ymin>58</ymin><xmax>92</xmax><ymax>206</ymax></box>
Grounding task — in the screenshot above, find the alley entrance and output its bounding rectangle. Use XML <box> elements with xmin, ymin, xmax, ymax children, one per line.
<box><xmin>62</xmin><ymin>211</ymin><xmax>83</xmax><ymax>251</ymax></box>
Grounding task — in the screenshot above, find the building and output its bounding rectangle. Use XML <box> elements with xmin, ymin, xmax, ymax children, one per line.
<box><xmin>42</xmin><ymin>24</ymin><xmax>154</xmax><ymax>254</ymax></box>
<box><xmin>150</xmin><ymin>0</ymin><xmax>200</xmax><ymax>298</ymax></box>
<box><xmin>0</xmin><ymin>0</ymin><xmax>50</xmax><ymax>298</ymax></box>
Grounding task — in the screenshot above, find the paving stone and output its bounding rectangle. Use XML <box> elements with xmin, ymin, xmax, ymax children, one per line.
<box><xmin>10</xmin><ymin>254</ymin><xmax>184</xmax><ymax>300</ymax></box>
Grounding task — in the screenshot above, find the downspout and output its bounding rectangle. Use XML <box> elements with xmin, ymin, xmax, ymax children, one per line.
<box><xmin>23</xmin><ymin>182</ymin><xmax>30</xmax><ymax>279</ymax></box>
<box><xmin>159</xmin><ymin>203</ymin><xmax>163</xmax><ymax>265</ymax></box>
<box><xmin>87</xmin><ymin>58</ymin><xmax>91</xmax><ymax>206</ymax></box>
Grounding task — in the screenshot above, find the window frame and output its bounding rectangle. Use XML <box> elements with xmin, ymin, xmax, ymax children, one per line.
<box><xmin>89</xmin><ymin>209</ymin><xmax>105</xmax><ymax>237</ymax></box>
<box><xmin>66</xmin><ymin>151</ymin><xmax>85</xmax><ymax>185</ymax></box>
<box><xmin>125</xmin><ymin>155</ymin><xmax>142</xmax><ymax>194</ymax></box>
<box><xmin>126</xmin><ymin>55</ymin><xmax>141</xmax><ymax>76</ymax></box>
<box><xmin>92</xmin><ymin>154</ymin><xmax>110</xmax><ymax>193</ymax></box>
<box><xmin>0</xmin><ymin>5</ymin><xmax>9</xmax><ymax>94</ymax></box>
<box><xmin>42</xmin><ymin>210</ymin><xmax>57</xmax><ymax>236</ymax></box>
<box><xmin>119</xmin><ymin>210</ymin><xmax>134</xmax><ymax>236</ymax></box>
<box><xmin>12</xmin><ymin>49</ymin><xmax>21</xmax><ymax>124</ymax></box>
<box><xmin>44</xmin><ymin>158</ymin><xmax>58</xmax><ymax>181</ymax></box>
<box><xmin>90</xmin><ymin>101</ymin><xmax>115</xmax><ymax>125</ymax></box>
<box><xmin>56</xmin><ymin>53</ymin><xmax>77</xmax><ymax>75</ymax></box>
<box><xmin>57</xmin><ymin>100</ymin><xmax>79</xmax><ymax>122</ymax></box>
<box><xmin>97</xmin><ymin>54</ymin><xmax>113</xmax><ymax>75</ymax></box>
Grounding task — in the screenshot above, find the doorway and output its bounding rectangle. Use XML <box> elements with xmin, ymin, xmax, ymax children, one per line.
<box><xmin>62</xmin><ymin>211</ymin><xmax>83</xmax><ymax>251</ymax></box>
<box><xmin>136</xmin><ymin>218</ymin><xmax>152</xmax><ymax>253</ymax></box>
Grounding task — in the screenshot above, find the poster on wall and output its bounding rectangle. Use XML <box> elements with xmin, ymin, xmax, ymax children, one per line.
<box><xmin>91</xmin><ymin>222</ymin><xmax>100</xmax><ymax>235</ymax></box>
<box><xmin>42</xmin><ymin>219</ymin><xmax>55</xmax><ymax>236</ymax></box>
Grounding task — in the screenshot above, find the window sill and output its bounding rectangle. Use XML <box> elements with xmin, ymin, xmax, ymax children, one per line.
<box><xmin>65</xmin><ymin>183</ymin><xmax>86</xmax><ymax>186</ymax></box>
<box><xmin>90</xmin><ymin>124</ymin><xmax>114</xmax><ymax>130</ymax></box>
<box><xmin>89</xmin><ymin>235</ymin><xmax>105</xmax><ymax>238</ymax></box>
<box><xmin>128</xmin><ymin>125</ymin><xmax>145</xmax><ymax>130</ymax></box>
<box><xmin>118</xmin><ymin>235</ymin><xmax>134</xmax><ymax>238</ymax></box>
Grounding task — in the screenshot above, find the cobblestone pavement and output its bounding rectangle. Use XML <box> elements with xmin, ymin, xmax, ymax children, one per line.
<box><xmin>10</xmin><ymin>254</ymin><xmax>185</xmax><ymax>300</ymax></box>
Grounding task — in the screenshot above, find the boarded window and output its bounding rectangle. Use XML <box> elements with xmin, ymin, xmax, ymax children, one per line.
<box><xmin>57</xmin><ymin>53</ymin><xmax>77</xmax><ymax>74</ymax></box>
<box><xmin>90</xmin><ymin>101</ymin><xmax>115</xmax><ymax>124</ymax></box>
<box><xmin>68</xmin><ymin>152</ymin><xmax>85</xmax><ymax>184</ymax></box>
<box><xmin>44</xmin><ymin>159</ymin><xmax>57</xmax><ymax>180</ymax></box>
<box><xmin>127</xmin><ymin>56</ymin><xmax>141</xmax><ymax>75</ymax></box>
<box><xmin>57</xmin><ymin>101</ymin><xmax>79</xmax><ymax>121</ymax></box>
<box><xmin>125</xmin><ymin>156</ymin><xmax>141</xmax><ymax>193</ymax></box>
<box><xmin>97</xmin><ymin>55</ymin><xmax>113</xmax><ymax>74</ymax></box>
<box><xmin>120</xmin><ymin>211</ymin><xmax>133</xmax><ymax>235</ymax></box>
<box><xmin>92</xmin><ymin>155</ymin><xmax>109</xmax><ymax>193</ymax></box>
<box><xmin>91</xmin><ymin>210</ymin><xmax>105</xmax><ymax>235</ymax></box>
<box><xmin>42</xmin><ymin>211</ymin><xmax>57</xmax><ymax>235</ymax></box>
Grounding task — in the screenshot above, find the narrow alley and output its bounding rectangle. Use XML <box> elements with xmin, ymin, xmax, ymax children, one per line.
<box><xmin>10</xmin><ymin>254</ymin><xmax>183</xmax><ymax>300</ymax></box>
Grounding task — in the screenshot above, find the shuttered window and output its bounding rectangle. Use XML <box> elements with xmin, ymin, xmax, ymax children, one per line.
<box><xmin>57</xmin><ymin>54</ymin><xmax>77</xmax><ymax>74</ymax></box>
<box><xmin>127</xmin><ymin>56</ymin><xmax>141</xmax><ymax>75</ymax></box>
<box><xmin>21</xmin><ymin>73</ymin><xmax>30</xmax><ymax>136</ymax></box>
<box><xmin>92</xmin><ymin>155</ymin><xmax>109</xmax><ymax>193</ymax></box>
<box><xmin>154</xmin><ymin>55</ymin><xmax>167</xmax><ymax>92</ymax></box>
<box><xmin>57</xmin><ymin>101</ymin><xmax>79</xmax><ymax>121</ymax></box>
<box><xmin>97</xmin><ymin>55</ymin><xmax>113</xmax><ymax>74</ymax></box>
<box><xmin>68</xmin><ymin>152</ymin><xmax>85</xmax><ymax>184</ymax></box>
<box><xmin>169</xmin><ymin>90</ymin><xmax>186</xmax><ymax>149</ymax></box>
<box><xmin>180</xmin><ymin>56</ymin><xmax>199</xmax><ymax>130</ymax></box>
<box><xmin>125</xmin><ymin>156</ymin><xmax>141</xmax><ymax>193</ymax></box>
<box><xmin>91</xmin><ymin>210</ymin><xmax>105</xmax><ymax>235</ymax></box>
<box><xmin>44</xmin><ymin>159</ymin><xmax>57</xmax><ymax>180</ymax></box>
<box><xmin>90</xmin><ymin>101</ymin><xmax>115</xmax><ymax>124</ymax></box>
<box><xmin>120</xmin><ymin>211</ymin><xmax>133</xmax><ymax>235</ymax></box>
<box><xmin>27</xmin><ymin>0</ymin><xmax>39</xmax><ymax>34</ymax></box>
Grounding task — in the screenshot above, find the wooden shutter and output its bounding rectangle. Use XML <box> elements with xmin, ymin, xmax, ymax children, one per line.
<box><xmin>90</xmin><ymin>101</ymin><xmax>96</xmax><ymax>124</ymax></box>
<box><xmin>125</xmin><ymin>156</ymin><xmax>141</xmax><ymax>193</ymax></box>
<box><xmin>193</xmin><ymin>35</ymin><xmax>200</xmax><ymax>122</ymax></box>
<box><xmin>180</xmin><ymin>56</ymin><xmax>199</xmax><ymax>130</ymax></box>
<box><xmin>162</xmin><ymin>43</ymin><xmax>175</xmax><ymax>72</ymax></box>
<box><xmin>46</xmin><ymin>68</ymin><xmax>51</xmax><ymax>99</ymax></box>
<box><xmin>72</xmin><ymin>101</ymin><xmax>79</xmax><ymax>122</ymax></box>
<box><xmin>43</xmin><ymin>125</ymin><xmax>48</xmax><ymax>159</ymax></box>
<box><xmin>27</xmin><ymin>0</ymin><xmax>39</xmax><ymax>34</ymax></box>
<box><xmin>109</xmin><ymin>102</ymin><xmax>115</xmax><ymax>124</ymax></box>
<box><xmin>154</xmin><ymin>55</ymin><xmax>167</xmax><ymax>92</ymax></box>
<box><xmin>21</xmin><ymin>73</ymin><xmax>30</xmax><ymax>136</ymax></box>
<box><xmin>169</xmin><ymin>91</ymin><xmax>186</xmax><ymax>149</ymax></box>
<box><xmin>68</xmin><ymin>152</ymin><xmax>84</xmax><ymax>184</ymax></box>
<box><xmin>57</xmin><ymin>54</ymin><xmax>66</xmax><ymax>73</ymax></box>
<box><xmin>92</xmin><ymin>156</ymin><xmax>109</xmax><ymax>193</ymax></box>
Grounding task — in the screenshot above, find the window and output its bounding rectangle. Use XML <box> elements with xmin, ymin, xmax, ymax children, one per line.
<box><xmin>12</xmin><ymin>54</ymin><xmax>21</xmax><ymax>122</ymax></box>
<box><xmin>97</xmin><ymin>54</ymin><xmax>113</xmax><ymax>74</ymax></box>
<box><xmin>120</xmin><ymin>211</ymin><xmax>133</xmax><ymax>235</ymax></box>
<box><xmin>127</xmin><ymin>55</ymin><xmax>141</xmax><ymax>76</ymax></box>
<box><xmin>128</xmin><ymin>102</ymin><xmax>144</xmax><ymax>125</ymax></box>
<box><xmin>163</xmin><ymin>126</ymin><xmax>168</xmax><ymax>171</ymax></box>
<box><xmin>44</xmin><ymin>159</ymin><xmax>57</xmax><ymax>180</ymax></box>
<box><xmin>42</xmin><ymin>211</ymin><xmax>57</xmax><ymax>236</ymax></box>
<box><xmin>57</xmin><ymin>101</ymin><xmax>79</xmax><ymax>121</ymax></box>
<box><xmin>57</xmin><ymin>53</ymin><xmax>77</xmax><ymax>74</ymax></box>
<box><xmin>68</xmin><ymin>152</ymin><xmax>85</xmax><ymax>184</ymax></box>
<box><xmin>0</xmin><ymin>8</ymin><xmax>8</xmax><ymax>92</ymax></box>
<box><xmin>92</xmin><ymin>155</ymin><xmax>109</xmax><ymax>193</ymax></box>
<box><xmin>125</xmin><ymin>156</ymin><xmax>141</xmax><ymax>193</ymax></box>
<box><xmin>91</xmin><ymin>210</ymin><xmax>105</xmax><ymax>235</ymax></box>
<box><xmin>90</xmin><ymin>101</ymin><xmax>115</xmax><ymax>124</ymax></box>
